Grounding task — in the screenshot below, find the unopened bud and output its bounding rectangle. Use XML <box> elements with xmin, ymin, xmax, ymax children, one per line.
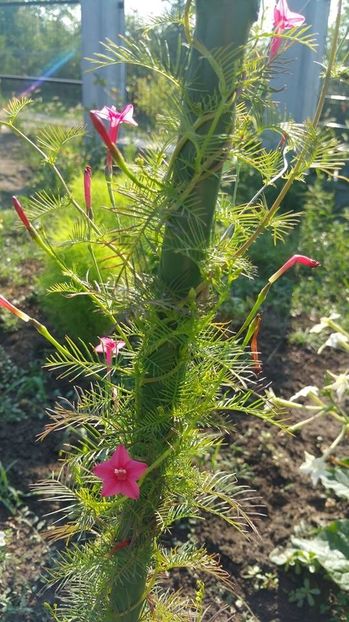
<box><xmin>269</xmin><ymin>255</ymin><xmax>320</xmax><ymax>284</ymax></box>
<box><xmin>12</xmin><ymin>196</ymin><xmax>31</xmax><ymax>230</ymax></box>
<box><xmin>0</xmin><ymin>294</ymin><xmax>30</xmax><ymax>322</ymax></box>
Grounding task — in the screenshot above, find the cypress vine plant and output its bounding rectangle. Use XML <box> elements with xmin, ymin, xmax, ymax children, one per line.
<box><xmin>103</xmin><ymin>3</ymin><xmax>260</xmax><ymax>618</ymax></box>
<box><xmin>0</xmin><ymin>0</ymin><xmax>345</xmax><ymax>620</ymax></box>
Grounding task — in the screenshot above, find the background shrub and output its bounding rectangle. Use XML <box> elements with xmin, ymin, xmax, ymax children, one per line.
<box><xmin>38</xmin><ymin>171</ymin><xmax>128</xmax><ymax>343</ymax></box>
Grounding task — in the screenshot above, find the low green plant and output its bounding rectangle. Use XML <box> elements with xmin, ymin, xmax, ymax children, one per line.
<box><xmin>288</xmin><ymin>577</ymin><xmax>321</xmax><ymax>608</ymax></box>
<box><xmin>271</xmin><ymin>520</ymin><xmax>349</xmax><ymax>592</ymax></box>
<box><xmin>319</xmin><ymin>459</ymin><xmax>349</xmax><ymax>499</ymax></box>
<box><xmin>0</xmin><ymin>462</ymin><xmax>22</xmax><ymax>515</ymax></box>
<box><xmin>292</xmin><ymin>178</ymin><xmax>349</xmax><ymax>321</ymax></box>
<box><xmin>267</xmin><ymin>313</ymin><xmax>349</xmax><ymax>476</ymax></box>
<box><xmin>0</xmin><ymin>209</ymin><xmax>39</xmax><ymax>284</ymax></box>
<box><xmin>270</xmin><ymin>314</ymin><xmax>349</xmax><ymax>619</ymax></box>
<box><xmin>271</xmin><ymin>520</ymin><xmax>349</xmax><ymax>620</ymax></box>
<box><xmin>0</xmin><ymin>530</ymin><xmax>6</xmax><ymax>565</ymax></box>
<box><xmin>241</xmin><ymin>564</ymin><xmax>278</xmax><ymax>591</ymax></box>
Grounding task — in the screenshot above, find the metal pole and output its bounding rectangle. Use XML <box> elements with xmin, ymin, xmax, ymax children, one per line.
<box><xmin>81</xmin><ymin>0</ymin><xmax>125</xmax><ymax>124</ymax></box>
<box><xmin>271</xmin><ymin>0</ymin><xmax>331</xmax><ymax>122</ymax></box>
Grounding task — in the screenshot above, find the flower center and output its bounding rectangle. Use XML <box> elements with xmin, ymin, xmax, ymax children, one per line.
<box><xmin>114</xmin><ymin>468</ymin><xmax>127</xmax><ymax>481</ymax></box>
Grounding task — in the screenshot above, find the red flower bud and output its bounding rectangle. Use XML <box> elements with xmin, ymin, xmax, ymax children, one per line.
<box><xmin>251</xmin><ymin>314</ymin><xmax>262</xmax><ymax>374</ymax></box>
<box><xmin>110</xmin><ymin>540</ymin><xmax>130</xmax><ymax>555</ymax></box>
<box><xmin>12</xmin><ymin>196</ymin><xmax>31</xmax><ymax>230</ymax></box>
<box><xmin>0</xmin><ymin>294</ymin><xmax>30</xmax><ymax>322</ymax></box>
<box><xmin>84</xmin><ymin>165</ymin><xmax>92</xmax><ymax>218</ymax></box>
<box><xmin>269</xmin><ymin>254</ymin><xmax>320</xmax><ymax>284</ymax></box>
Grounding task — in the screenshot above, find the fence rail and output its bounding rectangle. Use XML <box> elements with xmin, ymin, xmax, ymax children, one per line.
<box><xmin>325</xmin><ymin>94</ymin><xmax>349</xmax><ymax>103</ymax></box>
<box><xmin>0</xmin><ymin>1</ymin><xmax>79</xmax><ymax>6</ymax></box>
<box><xmin>0</xmin><ymin>74</ymin><xmax>81</xmax><ymax>85</ymax></box>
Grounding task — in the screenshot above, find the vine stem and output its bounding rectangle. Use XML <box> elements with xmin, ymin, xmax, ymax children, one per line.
<box><xmin>323</xmin><ymin>424</ymin><xmax>348</xmax><ymax>459</ymax></box>
<box><xmin>2</xmin><ymin>119</ymin><xmax>139</xmax><ymax>345</ymax></box>
<box><xmin>289</xmin><ymin>410</ymin><xmax>325</xmax><ymax>432</ymax></box>
<box><xmin>183</xmin><ymin>0</ymin><xmax>193</xmax><ymax>44</ymax></box>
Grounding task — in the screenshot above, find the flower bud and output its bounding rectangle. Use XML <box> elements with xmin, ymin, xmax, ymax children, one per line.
<box><xmin>84</xmin><ymin>165</ymin><xmax>92</xmax><ymax>219</ymax></box>
<box><xmin>269</xmin><ymin>255</ymin><xmax>320</xmax><ymax>284</ymax></box>
<box><xmin>0</xmin><ymin>295</ymin><xmax>30</xmax><ymax>322</ymax></box>
<box><xmin>12</xmin><ymin>196</ymin><xmax>31</xmax><ymax>230</ymax></box>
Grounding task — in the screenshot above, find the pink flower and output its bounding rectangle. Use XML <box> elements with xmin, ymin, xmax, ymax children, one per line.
<box><xmin>90</xmin><ymin>103</ymin><xmax>137</xmax><ymax>151</ymax></box>
<box><xmin>0</xmin><ymin>295</ymin><xmax>30</xmax><ymax>322</ymax></box>
<box><xmin>270</xmin><ymin>0</ymin><xmax>305</xmax><ymax>59</ymax></box>
<box><xmin>12</xmin><ymin>196</ymin><xmax>31</xmax><ymax>231</ymax></box>
<box><xmin>269</xmin><ymin>254</ymin><xmax>320</xmax><ymax>284</ymax></box>
<box><xmin>93</xmin><ymin>104</ymin><xmax>137</xmax><ymax>144</ymax></box>
<box><xmin>93</xmin><ymin>445</ymin><xmax>147</xmax><ymax>499</ymax></box>
<box><xmin>84</xmin><ymin>165</ymin><xmax>92</xmax><ymax>218</ymax></box>
<box><xmin>95</xmin><ymin>337</ymin><xmax>125</xmax><ymax>368</ymax></box>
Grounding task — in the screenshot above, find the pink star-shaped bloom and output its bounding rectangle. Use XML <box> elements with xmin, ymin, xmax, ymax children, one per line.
<box><xmin>270</xmin><ymin>0</ymin><xmax>305</xmax><ymax>59</ymax></box>
<box><xmin>269</xmin><ymin>254</ymin><xmax>320</xmax><ymax>284</ymax></box>
<box><xmin>91</xmin><ymin>104</ymin><xmax>138</xmax><ymax>144</ymax></box>
<box><xmin>93</xmin><ymin>445</ymin><xmax>147</xmax><ymax>499</ymax></box>
<box><xmin>95</xmin><ymin>337</ymin><xmax>125</xmax><ymax>368</ymax></box>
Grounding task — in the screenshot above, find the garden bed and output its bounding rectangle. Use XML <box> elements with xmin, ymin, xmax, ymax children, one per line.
<box><xmin>0</xmin><ymin>279</ymin><xmax>347</xmax><ymax>620</ymax></box>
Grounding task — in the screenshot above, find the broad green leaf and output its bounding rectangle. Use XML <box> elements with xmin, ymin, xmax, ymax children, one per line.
<box><xmin>271</xmin><ymin>520</ymin><xmax>349</xmax><ymax>592</ymax></box>
<box><xmin>321</xmin><ymin>467</ymin><xmax>349</xmax><ymax>500</ymax></box>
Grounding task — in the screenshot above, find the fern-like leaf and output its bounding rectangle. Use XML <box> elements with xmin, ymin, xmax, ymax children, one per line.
<box><xmin>37</xmin><ymin>124</ymin><xmax>85</xmax><ymax>162</ymax></box>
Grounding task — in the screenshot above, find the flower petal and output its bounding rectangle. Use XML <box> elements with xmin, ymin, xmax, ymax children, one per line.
<box><xmin>121</xmin><ymin>479</ymin><xmax>140</xmax><ymax>500</ymax></box>
<box><xmin>126</xmin><ymin>459</ymin><xmax>147</xmax><ymax>480</ymax></box>
<box><xmin>93</xmin><ymin>460</ymin><xmax>114</xmax><ymax>479</ymax></box>
<box><xmin>121</xmin><ymin>104</ymin><xmax>138</xmax><ymax>126</ymax></box>
<box><xmin>92</xmin><ymin>106</ymin><xmax>110</xmax><ymax>120</ymax></box>
<box><xmin>101</xmin><ymin>479</ymin><xmax>123</xmax><ymax>497</ymax></box>
<box><xmin>111</xmin><ymin>445</ymin><xmax>130</xmax><ymax>468</ymax></box>
<box><xmin>116</xmin><ymin>341</ymin><xmax>126</xmax><ymax>354</ymax></box>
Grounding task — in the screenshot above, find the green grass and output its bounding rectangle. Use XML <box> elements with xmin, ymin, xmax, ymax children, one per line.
<box><xmin>0</xmin><ymin>345</ymin><xmax>47</xmax><ymax>423</ymax></box>
<box><xmin>0</xmin><ymin>210</ymin><xmax>40</xmax><ymax>287</ymax></box>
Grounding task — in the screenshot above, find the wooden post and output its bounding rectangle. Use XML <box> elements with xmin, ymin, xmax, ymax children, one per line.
<box><xmin>81</xmin><ymin>0</ymin><xmax>125</xmax><ymax>120</ymax></box>
<box><xmin>271</xmin><ymin>0</ymin><xmax>331</xmax><ymax>122</ymax></box>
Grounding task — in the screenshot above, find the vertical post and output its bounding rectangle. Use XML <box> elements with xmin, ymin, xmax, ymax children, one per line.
<box><xmin>271</xmin><ymin>0</ymin><xmax>331</xmax><ymax>122</ymax></box>
<box><xmin>81</xmin><ymin>0</ymin><xmax>125</xmax><ymax>121</ymax></box>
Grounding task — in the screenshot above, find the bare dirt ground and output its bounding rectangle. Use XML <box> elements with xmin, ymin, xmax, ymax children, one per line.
<box><xmin>0</xmin><ymin>129</ymin><xmax>32</xmax><ymax>207</ymax></box>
